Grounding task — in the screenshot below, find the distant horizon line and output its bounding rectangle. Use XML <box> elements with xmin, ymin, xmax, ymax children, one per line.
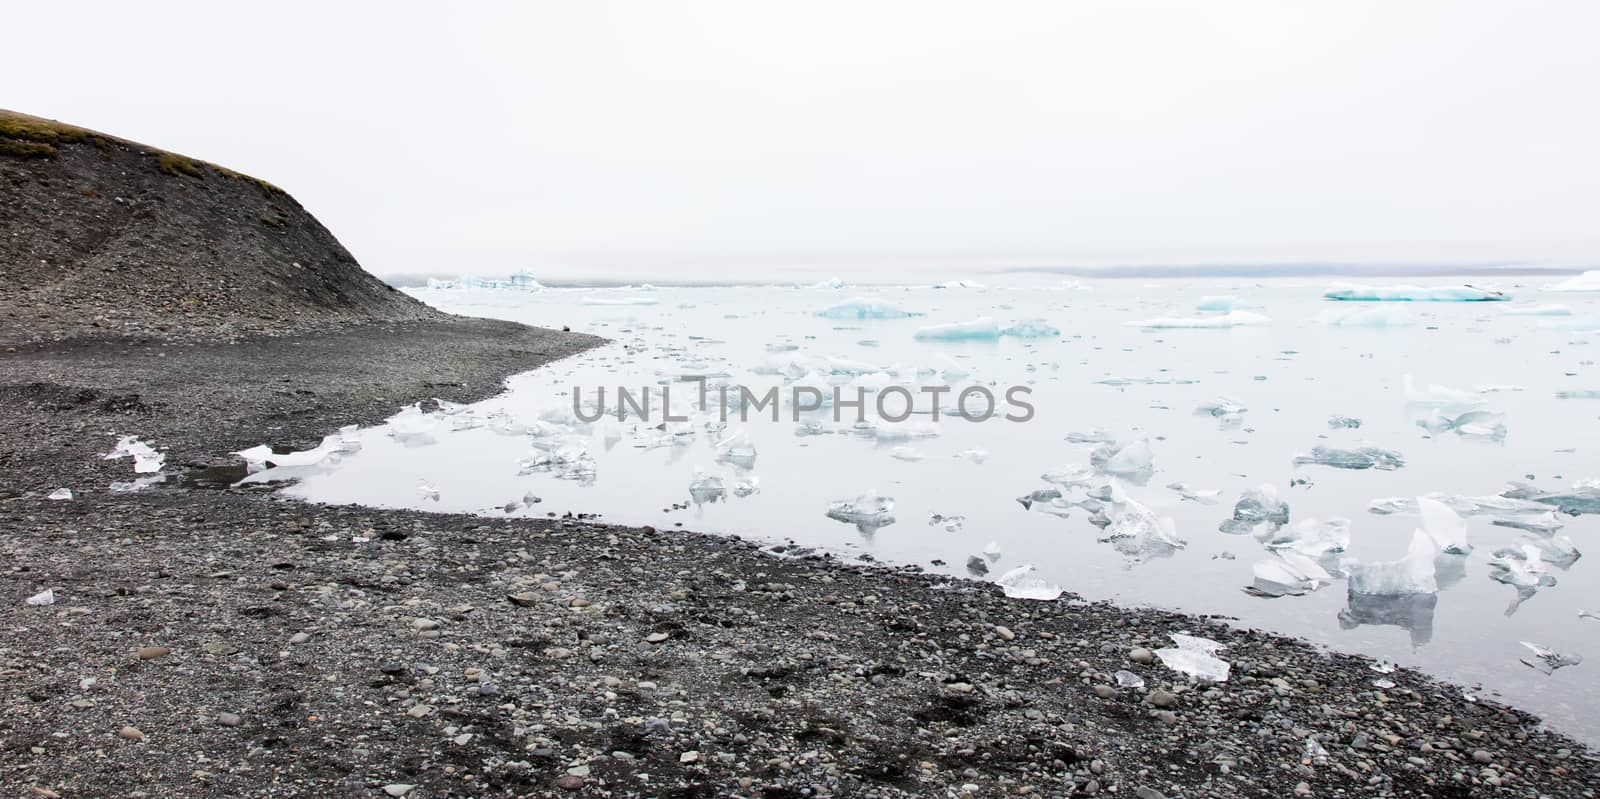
<box><xmin>377</xmin><ymin>261</ymin><xmax>1592</xmax><ymax>288</ymax></box>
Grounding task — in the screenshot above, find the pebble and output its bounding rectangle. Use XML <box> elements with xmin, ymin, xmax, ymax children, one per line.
<box><xmin>1473</xmin><ymin>749</ymin><xmax>1493</xmax><ymax>764</ymax></box>
<box><xmin>411</xmin><ymin>618</ymin><xmax>440</xmax><ymax>631</ymax></box>
<box><xmin>216</xmin><ymin>712</ymin><xmax>241</xmax><ymax>727</ymax></box>
<box><xmin>556</xmin><ymin>775</ymin><xmax>584</xmax><ymax>790</ymax></box>
<box><xmin>118</xmin><ymin>726</ymin><xmax>145</xmax><ymax>742</ymax></box>
<box><xmin>1128</xmin><ymin>647</ymin><xmax>1155</xmax><ymax>665</ymax></box>
<box><xmin>680</xmin><ymin>750</ymin><xmax>700</xmax><ymax>763</ymax></box>
<box><xmin>136</xmin><ymin>646</ymin><xmax>170</xmax><ymax>661</ymax></box>
<box><xmin>382</xmin><ymin>785</ymin><xmax>414</xmax><ymax>797</ymax></box>
<box><xmin>645</xmin><ymin>632</ymin><xmax>670</xmax><ymax>644</ymax></box>
<box><xmin>1144</xmin><ymin>690</ymin><xmax>1178</xmax><ymax>708</ymax></box>
<box><xmin>288</xmin><ymin>632</ymin><xmax>310</xmax><ymax>644</ymax></box>
<box><xmin>994</xmin><ymin>625</ymin><xmax>1015</xmax><ymax>641</ymax></box>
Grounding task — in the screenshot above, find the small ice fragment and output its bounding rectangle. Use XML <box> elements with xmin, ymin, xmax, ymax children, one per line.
<box><xmin>1101</xmin><ymin>496</ymin><xmax>1185</xmax><ymax>561</ymax></box>
<box><xmin>1345</xmin><ymin>530</ymin><xmax>1438</xmax><ymax>596</ymax></box>
<box><xmin>1000</xmin><ymin>319</ymin><xmax>1061</xmax><ymax>338</ymax></box>
<box><xmin>1066</xmin><ymin>428</ymin><xmax>1117</xmax><ymax>444</ymax></box>
<box><xmin>1293</xmin><ymin>445</ymin><xmax>1405</xmax><ymax>471</ymax></box>
<box><xmin>1328</xmin><ymin>415</ymin><xmax>1363</xmax><ymax>429</ymax></box>
<box><xmin>732</xmin><ymin>476</ymin><xmax>761</xmax><ymax>498</ymax></box>
<box><xmin>1126</xmin><ymin>310</ymin><xmax>1271</xmax><ymax>329</ymax></box>
<box><xmin>1416</xmin><ymin>408</ymin><xmax>1506</xmax><ymax>440</ymax></box>
<box><xmin>104</xmin><ymin>435</ymin><xmax>165</xmax><ymax>474</ymax></box>
<box><xmin>1555</xmin><ymin>389</ymin><xmax>1600</xmax><ymax>400</ymax></box>
<box><xmin>1195</xmin><ymin>295</ymin><xmax>1255</xmax><ymax>312</ymax></box>
<box><xmin>47</xmin><ymin>488</ymin><xmax>73</xmax><ymax>501</ymax></box>
<box><xmin>1368</xmin><ymin>493</ymin><xmax>1549</xmax><ymax>517</ymax></box>
<box><xmin>874</xmin><ymin>421</ymin><xmax>941</xmax><ymax>442</ymax></box>
<box><xmin>1305</xmin><ymin>738</ymin><xmax>1330</xmax><ymax>762</ymax></box>
<box><xmin>417</xmin><ymin>480</ymin><xmax>440</xmax><ymax>502</ymax></box>
<box><xmin>1487</xmin><ymin>544</ymin><xmax>1558</xmax><ymax>614</ymax></box>
<box><xmin>1154</xmin><ymin>633</ymin><xmax>1230</xmax><ymax>682</ymax></box>
<box><xmin>689</xmin><ymin>468</ymin><xmax>726</xmax><ymax>505</ymax></box>
<box><xmin>795</xmin><ymin>420</ymin><xmax>831</xmax><ymax>436</ymax></box>
<box><xmin>26</xmin><ymin>589</ymin><xmax>54</xmax><ymax>606</ymax></box>
<box><xmin>1579</xmin><ymin>610</ymin><xmax>1599</xmax><ymax>621</ymax></box>
<box><xmin>1502</xmin><ymin>479</ymin><xmax>1600</xmax><ymax>515</ymax></box>
<box><xmin>1519</xmin><ymin>642</ymin><xmax>1582</xmax><ymax>675</ymax></box>
<box><xmin>995</xmin><ymin>565</ymin><xmax>1063</xmax><ymax>601</ymax></box>
<box><xmin>1371</xmin><ymin>661</ymin><xmax>1397</xmax><ymax>674</ymax></box>
<box><xmin>815</xmin><ymin>298</ymin><xmax>920</xmax><ymax>320</ymax></box>
<box><xmin>1219</xmin><ymin>484</ymin><xmax>1289</xmax><ymax>535</ymax></box>
<box><xmin>1195</xmin><ymin>397</ymin><xmax>1246</xmax><ymax>419</ymax></box>
<box><xmin>1261</xmin><ymin>517</ymin><xmax>1350</xmax><ymax>560</ymax></box>
<box><xmin>826</xmin><ymin>490</ymin><xmax>896</xmax><ymax>531</ymax></box>
<box><xmin>1491</xmin><ymin>513</ymin><xmax>1565</xmax><ymax>535</ymax></box>
<box><xmin>934</xmin><ymin>279</ymin><xmax>985</xmax><ymax>289</ymax></box>
<box><xmin>1323</xmin><ymin>282</ymin><xmax>1508</xmax><ymax>302</ymax></box>
<box><xmin>1522</xmin><ymin>533</ymin><xmax>1581</xmax><ymax>569</ymax></box>
<box><xmin>1417</xmin><ymin>497</ymin><xmax>1472</xmax><ymax>554</ymax></box>
<box><xmin>966</xmin><ymin>556</ymin><xmax>989</xmax><ymax>575</ymax></box>
<box><xmin>913</xmin><ymin>317</ymin><xmax>1001</xmax><ymax>341</ymax></box>
<box><xmin>928</xmin><ymin>513</ymin><xmax>966</xmax><ymax>532</ymax></box>
<box><xmin>1403</xmin><ymin>375</ymin><xmax>1487</xmax><ymax>411</ymax></box>
<box><xmin>1114</xmin><ymin>670</ymin><xmax>1145</xmax><ymax>689</ymax></box>
<box><xmin>1016</xmin><ymin>488</ymin><xmax>1062</xmax><ymax>510</ymax></box>
<box><xmin>1043</xmin><ymin>465</ymin><xmax>1096</xmax><ymax>486</ymax></box>
<box><xmin>714</xmin><ymin>430</ymin><xmax>758</xmax><ymax>469</ymax></box>
<box><xmin>1248</xmin><ymin>551</ymin><xmax>1332</xmax><ymax>597</ymax></box>
<box><xmin>1089</xmin><ymin>438</ymin><xmax>1155</xmax><ymax>483</ymax></box>
<box><xmin>1166</xmin><ymin>482</ymin><xmax>1220</xmax><ymax>504</ymax></box>
<box><xmin>982</xmin><ymin>541</ymin><xmax>1001</xmax><ymax>560</ymax></box>
<box><xmin>890</xmin><ymin>444</ymin><xmax>924</xmax><ymax>461</ymax></box>
<box><xmin>109</xmin><ymin>476</ymin><xmax>163</xmax><ymax>493</ymax></box>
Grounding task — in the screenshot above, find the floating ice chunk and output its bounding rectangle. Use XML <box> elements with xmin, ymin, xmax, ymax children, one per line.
<box><xmin>1043</xmin><ymin>465</ymin><xmax>1096</xmax><ymax>487</ymax></box>
<box><xmin>913</xmin><ymin>317</ymin><xmax>1001</xmax><ymax>341</ymax></box>
<box><xmin>417</xmin><ymin>480</ymin><xmax>440</xmax><ymax>502</ymax></box>
<box><xmin>235</xmin><ymin>434</ymin><xmax>346</xmax><ymax>471</ymax></box>
<box><xmin>1487</xmin><ymin>544</ymin><xmax>1558</xmax><ymax>614</ymax></box>
<box><xmin>1502</xmin><ymin>479</ymin><xmax>1600</xmax><ymax>515</ymax></box>
<box><xmin>1345</xmin><ymin>530</ymin><xmax>1438</xmax><ymax>596</ymax></box>
<box><xmin>732</xmin><ymin>476</ymin><xmax>761</xmax><ymax>498</ymax></box>
<box><xmin>1154</xmin><ymin>634</ymin><xmax>1230</xmax><ymax>682</ymax></box>
<box><xmin>982</xmin><ymin>541</ymin><xmax>1001</xmax><ymax>560</ymax></box>
<box><xmin>1114</xmin><ymin>670</ymin><xmax>1145</xmax><ymax>689</ymax></box>
<box><xmin>1417</xmin><ymin>497</ymin><xmax>1472</xmax><ymax>555</ymax></box>
<box><xmin>1090</xmin><ymin>438</ymin><xmax>1155</xmax><ymax>483</ymax></box>
<box><xmin>714</xmin><ymin>430</ymin><xmax>758</xmax><ymax>469</ymax></box>
<box><xmin>1219</xmin><ymin>484</ymin><xmax>1289</xmax><ymax>535</ymax></box>
<box><xmin>995</xmin><ymin>565</ymin><xmax>1062</xmax><ymax>601</ymax></box>
<box><xmin>1195</xmin><ymin>397</ymin><xmax>1246</xmax><ymax>419</ymax></box>
<box><xmin>1000</xmin><ymin>319</ymin><xmax>1061</xmax><ymax>338</ymax></box>
<box><xmin>1520</xmin><ymin>642</ymin><xmax>1582</xmax><ymax>675</ymax></box>
<box><xmin>1544</xmin><ymin>270</ymin><xmax>1600</xmax><ymax>292</ymax></box>
<box><xmin>1015</xmin><ymin>488</ymin><xmax>1062</xmax><ymax>510</ymax></box>
<box><xmin>1324</xmin><ymin>282</ymin><xmax>1508</xmax><ymax>302</ymax></box>
<box><xmin>794</xmin><ymin>420</ymin><xmax>832</xmax><ymax>436</ymax></box>
<box><xmin>955</xmin><ymin>448</ymin><xmax>989</xmax><ymax>464</ymax></box>
<box><xmin>387</xmin><ymin>406</ymin><xmax>440</xmax><ymax>447</ymax></box>
<box><xmin>890</xmin><ymin>446</ymin><xmax>925</xmax><ymax>462</ymax></box>
<box><xmin>1126</xmin><ymin>311</ymin><xmax>1271</xmax><ymax>329</ymax></box>
<box><xmin>928</xmin><ymin>513</ymin><xmax>965</xmax><ymax>532</ymax></box>
<box><xmin>808</xmin><ymin>276</ymin><xmax>847</xmax><ymax>289</ymax></box>
<box><xmin>1066</xmin><ymin>428</ymin><xmax>1117</xmax><ymax>444</ymax></box>
<box><xmin>1166</xmin><ymin>482</ymin><xmax>1221</xmax><ymax>504</ymax></box>
<box><xmin>581</xmin><ymin>296</ymin><xmax>658</xmax><ymax>306</ymax></box>
<box><xmin>816</xmin><ymin>297</ymin><xmax>921</xmax><ymax>320</ymax></box>
<box><xmin>1101</xmin><ymin>496</ymin><xmax>1185</xmax><ymax>561</ymax></box>
<box><xmin>1522</xmin><ymin>533</ymin><xmax>1581</xmax><ymax>569</ymax></box>
<box><xmin>689</xmin><ymin>468</ymin><xmax>726</xmax><ymax>505</ymax></box>
<box><xmin>826</xmin><ymin>490</ymin><xmax>896</xmax><ymax>532</ymax></box>
<box><xmin>1555</xmin><ymin>389</ymin><xmax>1600</xmax><ymax>400</ymax></box>
<box><xmin>1328</xmin><ymin>415</ymin><xmax>1363</xmax><ymax>429</ymax></box>
<box><xmin>1416</xmin><ymin>408</ymin><xmax>1506</xmax><ymax>440</ymax></box>
<box><xmin>1491</xmin><ymin>513</ymin><xmax>1566</xmax><ymax>536</ymax></box>
<box><xmin>1293</xmin><ymin>445</ymin><xmax>1405</xmax><ymax>471</ymax></box>
<box><xmin>1505</xmin><ymin>303</ymin><xmax>1573</xmax><ymax>316</ymax></box>
<box><xmin>1368</xmin><ymin>492</ymin><xmax>1549</xmax><ymax>517</ymax></box>
<box><xmin>1320</xmin><ymin>306</ymin><xmax>1415</xmax><ymax>327</ymax></box>
<box><xmin>1248</xmin><ymin>551</ymin><xmax>1333</xmax><ymax>597</ymax></box>
<box><xmin>1195</xmin><ymin>295</ymin><xmax>1256</xmax><ymax>312</ymax></box>
<box><xmin>1262</xmin><ymin>517</ymin><xmax>1350</xmax><ymax>560</ymax></box>
<box><xmin>104</xmin><ymin>435</ymin><xmax>164</xmax><ymax>474</ymax></box>
<box><xmin>26</xmin><ymin>589</ymin><xmax>54</xmax><ymax>606</ymax></box>
<box><xmin>47</xmin><ymin>488</ymin><xmax>73</xmax><ymax>501</ymax></box>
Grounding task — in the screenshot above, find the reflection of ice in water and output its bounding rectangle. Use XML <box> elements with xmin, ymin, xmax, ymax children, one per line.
<box><xmin>1339</xmin><ymin>592</ymin><xmax>1438</xmax><ymax>648</ymax></box>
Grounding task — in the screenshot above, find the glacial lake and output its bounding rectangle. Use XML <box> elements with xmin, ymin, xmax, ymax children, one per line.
<box><xmin>276</xmin><ymin>276</ymin><xmax>1600</xmax><ymax>742</ymax></box>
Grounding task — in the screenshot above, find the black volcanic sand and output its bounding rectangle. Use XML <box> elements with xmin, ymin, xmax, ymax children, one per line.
<box><xmin>1</xmin><ymin>326</ymin><xmax>1597</xmax><ymax>799</ymax></box>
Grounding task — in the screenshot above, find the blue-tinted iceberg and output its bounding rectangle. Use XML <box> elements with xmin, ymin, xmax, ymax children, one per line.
<box><xmin>1000</xmin><ymin>318</ymin><xmax>1061</xmax><ymax>338</ymax></box>
<box><xmin>816</xmin><ymin>298</ymin><xmax>921</xmax><ymax>320</ymax></box>
<box><xmin>1323</xmin><ymin>283</ymin><xmax>1509</xmax><ymax>302</ymax></box>
<box><xmin>1195</xmin><ymin>295</ymin><xmax>1257</xmax><ymax>311</ymax></box>
<box><xmin>913</xmin><ymin>317</ymin><xmax>1001</xmax><ymax>340</ymax></box>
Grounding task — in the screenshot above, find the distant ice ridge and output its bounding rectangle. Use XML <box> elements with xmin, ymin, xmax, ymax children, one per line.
<box><xmin>1320</xmin><ymin>306</ymin><xmax>1415</xmax><ymax>327</ymax></box>
<box><xmin>425</xmin><ymin>271</ymin><xmax>543</xmax><ymax>291</ymax></box>
<box><xmin>815</xmin><ymin>298</ymin><xmax>922</xmax><ymax>320</ymax></box>
<box><xmin>1544</xmin><ymin>270</ymin><xmax>1600</xmax><ymax>292</ymax></box>
<box><xmin>1126</xmin><ymin>310</ymin><xmax>1270</xmax><ymax>329</ymax></box>
<box><xmin>1323</xmin><ymin>283</ymin><xmax>1509</xmax><ymax>302</ymax></box>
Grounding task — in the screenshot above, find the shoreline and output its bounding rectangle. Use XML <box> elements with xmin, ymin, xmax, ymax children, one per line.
<box><xmin>3</xmin><ymin>320</ymin><xmax>1597</xmax><ymax>797</ymax></box>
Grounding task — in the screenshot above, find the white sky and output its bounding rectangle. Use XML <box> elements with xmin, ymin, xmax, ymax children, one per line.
<box><xmin>7</xmin><ymin>1</ymin><xmax>1599</xmax><ymax>282</ymax></box>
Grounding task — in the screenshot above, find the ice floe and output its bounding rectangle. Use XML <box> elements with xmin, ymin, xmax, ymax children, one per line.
<box><xmin>816</xmin><ymin>298</ymin><xmax>921</xmax><ymax>320</ymax></box>
<box><xmin>826</xmin><ymin>490</ymin><xmax>896</xmax><ymax>532</ymax></box>
<box><xmin>1345</xmin><ymin>530</ymin><xmax>1438</xmax><ymax>596</ymax></box>
<box><xmin>1293</xmin><ymin>445</ymin><xmax>1405</xmax><ymax>471</ymax></box>
<box><xmin>913</xmin><ymin>317</ymin><xmax>1000</xmax><ymax>341</ymax></box>
<box><xmin>1323</xmin><ymin>283</ymin><xmax>1509</xmax><ymax>302</ymax></box>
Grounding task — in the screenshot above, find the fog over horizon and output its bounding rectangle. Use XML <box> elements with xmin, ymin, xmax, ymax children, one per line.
<box><xmin>8</xmin><ymin>1</ymin><xmax>1599</xmax><ymax>283</ymax></box>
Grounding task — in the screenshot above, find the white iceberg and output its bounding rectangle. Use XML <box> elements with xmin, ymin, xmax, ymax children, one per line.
<box><xmin>1101</xmin><ymin>496</ymin><xmax>1185</xmax><ymax>561</ymax></box>
<box><xmin>913</xmin><ymin>317</ymin><xmax>1001</xmax><ymax>341</ymax></box>
<box><xmin>1323</xmin><ymin>283</ymin><xmax>1508</xmax><ymax>302</ymax></box>
<box><xmin>1487</xmin><ymin>544</ymin><xmax>1558</xmax><ymax>614</ymax></box>
<box><xmin>1089</xmin><ymin>438</ymin><xmax>1155</xmax><ymax>483</ymax></box>
<box><xmin>1544</xmin><ymin>270</ymin><xmax>1600</xmax><ymax>292</ymax></box>
<box><xmin>816</xmin><ymin>298</ymin><xmax>920</xmax><ymax>320</ymax></box>
<box><xmin>1154</xmin><ymin>633</ymin><xmax>1230</xmax><ymax>682</ymax></box>
<box><xmin>995</xmin><ymin>564</ymin><xmax>1063</xmax><ymax>601</ymax></box>
<box><xmin>1249</xmin><ymin>551</ymin><xmax>1333</xmax><ymax>597</ymax></box>
<box><xmin>826</xmin><ymin>490</ymin><xmax>896</xmax><ymax>531</ymax></box>
<box><xmin>688</xmin><ymin>468</ymin><xmax>726</xmax><ymax>505</ymax></box>
<box><xmin>1219</xmin><ymin>484</ymin><xmax>1290</xmax><ymax>535</ymax></box>
<box><xmin>1345</xmin><ymin>530</ymin><xmax>1438</xmax><ymax>596</ymax></box>
<box><xmin>1367</xmin><ymin>492</ymin><xmax>1549</xmax><ymax>517</ymax></box>
<box><xmin>1126</xmin><ymin>310</ymin><xmax>1271</xmax><ymax>329</ymax></box>
<box><xmin>1261</xmin><ymin>517</ymin><xmax>1350</xmax><ymax>560</ymax></box>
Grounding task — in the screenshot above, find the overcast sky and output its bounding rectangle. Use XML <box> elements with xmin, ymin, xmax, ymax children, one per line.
<box><xmin>8</xmin><ymin>1</ymin><xmax>1599</xmax><ymax>282</ymax></box>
